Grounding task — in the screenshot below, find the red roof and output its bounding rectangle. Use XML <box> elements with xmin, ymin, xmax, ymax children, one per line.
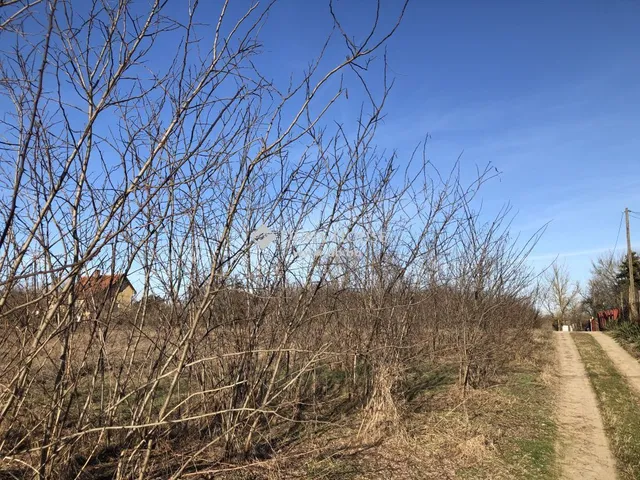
<box><xmin>75</xmin><ymin>273</ymin><xmax>134</xmax><ymax>296</ymax></box>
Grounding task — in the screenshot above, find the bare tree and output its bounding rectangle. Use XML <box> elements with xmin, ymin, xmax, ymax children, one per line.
<box><xmin>542</xmin><ymin>262</ymin><xmax>580</xmax><ymax>329</ymax></box>
<box><xmin>585</xmin><ymin>253</ymin><xmax>621</xmax><ymax>314</ymax></box>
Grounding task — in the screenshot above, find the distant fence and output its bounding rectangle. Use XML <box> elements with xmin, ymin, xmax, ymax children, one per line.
<box><xmin>592</xmin><ymin>308</ymin><xmax>621</xmax><ymax>331</ymax></box>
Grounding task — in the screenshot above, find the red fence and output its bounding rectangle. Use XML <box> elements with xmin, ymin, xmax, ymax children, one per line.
<box><xmin>595</xmin><ymin>308</ymin><xmax>620</xmax><ymax>330</ymax></box>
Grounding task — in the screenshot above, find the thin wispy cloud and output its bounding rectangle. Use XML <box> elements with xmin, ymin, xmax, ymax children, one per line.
<box><xmin>528</xmin><ymin>246</ymin><xmax>626</xmax><ymax>262</ymax></box>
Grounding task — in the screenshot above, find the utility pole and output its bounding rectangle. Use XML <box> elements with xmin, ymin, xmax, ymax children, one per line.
<box><xmin>625</xmin><ymin>208</ymin><xmax>637</xmax><ymax>321</ymax></box>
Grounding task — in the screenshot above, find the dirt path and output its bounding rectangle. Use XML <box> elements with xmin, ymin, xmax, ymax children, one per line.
<box><xmin>592</xmin><ymin>332</ymin><xmax>640</xmax><ymax>395</ymax></box>
<box><xmin>555</xmin><ymin>332</ymin><xmax>617</xmax><ymax>479</ymax></box>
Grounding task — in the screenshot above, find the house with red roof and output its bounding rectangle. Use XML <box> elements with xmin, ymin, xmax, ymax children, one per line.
<box><xmin>75</xmin><ymin>270</ymin><xmax>136</xmax><ymax>314</ymax></box>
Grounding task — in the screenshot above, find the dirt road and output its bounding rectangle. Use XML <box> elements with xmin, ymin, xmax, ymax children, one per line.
<box><xmin>555</xmin><ymin>332</ymin><xmax>617</xmax><ymax>480</ymax></box>
<box><xmin>592</xmin><ymin>332</ymin><xmax>640</xmax><ymax>395</ymax></box>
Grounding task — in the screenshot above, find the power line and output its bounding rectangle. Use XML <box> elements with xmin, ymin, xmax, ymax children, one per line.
<box><xmin>613</xmin><ymin>210</ymin><xmax>624</xmax><ymax>256</ymax></box>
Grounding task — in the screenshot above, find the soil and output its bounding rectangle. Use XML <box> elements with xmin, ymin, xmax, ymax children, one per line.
<box><xmin>555</xmin><ymin>332</ymin><xmax>617</xmax><ymax>480</ymax></box>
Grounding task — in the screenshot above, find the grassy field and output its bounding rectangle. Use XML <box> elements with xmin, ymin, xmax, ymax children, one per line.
<box><xmin>233</xmin><ymin>330</ymin><xmax>559</xmax><ymax>479</ymax></box>
<box><xmin>573</xmin><ymin>333</ymin><xmax>640</xmax><ymax>480</ymax></box>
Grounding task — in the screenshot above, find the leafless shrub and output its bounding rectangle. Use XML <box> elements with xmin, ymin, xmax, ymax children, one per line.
<box><xmin>0</xmin><ymin>0</ymin><xmax>542</xmax><ymax>477</ymax></box>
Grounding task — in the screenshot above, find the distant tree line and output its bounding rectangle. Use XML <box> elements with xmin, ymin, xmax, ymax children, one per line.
<box><xmin>585</xmin><ymin>252</ymin><xmax>640</xmax><ymax>317</ymax></box>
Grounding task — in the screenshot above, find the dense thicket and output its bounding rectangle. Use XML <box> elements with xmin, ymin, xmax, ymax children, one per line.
<box><xmin>0</xmin><ymin>1</ymin><xmax>541</xmax><ymax>477</ymax></box>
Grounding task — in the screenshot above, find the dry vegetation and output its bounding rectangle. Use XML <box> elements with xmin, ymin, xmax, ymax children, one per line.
<box><xmin>0</xmin><ymin>1</ymin><xmax>547</xmax><ymax>478</ymax></box>
<box><xmin>272</xmin><ymin>329</ymin><xmax>557</xmax><ymax>480</ymax></box>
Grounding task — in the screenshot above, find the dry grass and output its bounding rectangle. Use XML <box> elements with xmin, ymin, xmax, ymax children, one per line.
<box><xmin>1</xmin><ymin>331</ymin><xmax>555</xmax><ymax>479</ymax></box>
<box><xmin>195</xmin><ymin>329</ymin><xmax>558</xmax><ymax>479</ymax></box>
<box><xmin>1</xmin><ymin>305</ymin><xmax>545</xmax><ymax>477</ymax></box>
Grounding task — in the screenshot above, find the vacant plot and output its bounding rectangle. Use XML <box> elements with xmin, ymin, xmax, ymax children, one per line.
<box><xmin>244</xmin><ymin>330</ymin><xmax>559</xmax><ymax>480</ymax></box>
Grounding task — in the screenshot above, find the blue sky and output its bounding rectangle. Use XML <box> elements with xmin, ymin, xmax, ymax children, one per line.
<box><xmin>5</xmin><ymin>0</ymin><xmax>637</xmax><ymax>288</ymax></box>
<box><xmin>214</xmin><ymin>0</ymin><xmax>640</xmax><ymax>284</ymax></box>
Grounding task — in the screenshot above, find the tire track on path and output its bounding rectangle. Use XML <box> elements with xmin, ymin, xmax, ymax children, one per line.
<box><xmin>591</xmin><ymin>332</ymin><xmax>640</xmax><ymax>395</ymax></box>
<box><xmin>555</xmin><ymin>332</ymin><xmax>617</xmax><ymax>480</ymax></box>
